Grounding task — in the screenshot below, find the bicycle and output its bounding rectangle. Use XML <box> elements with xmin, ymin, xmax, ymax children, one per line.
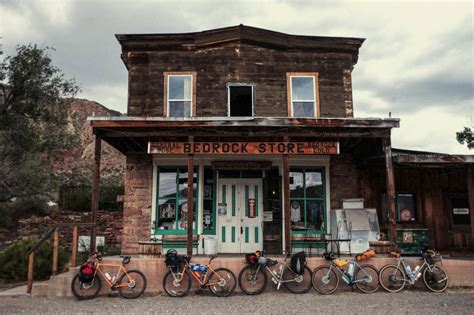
<box><xmin>378</xmin><ymin>249</ymin><xmax>448</xmax><ymax>293</ymax></box>
<box><xmin>238</xmin><ymin>252</ymin><xmax>312</xmax><ymax>295</ymax></box>
<box><xmin>311</xmin><ymin>252</ymin><xmax>379</xmax><ymax>294</ymax></box>
<box><xmin>163</xmin><ymin>255</ymin><xmax>237</xmax><ymax>297</ymax></box>
<box><xmin>71</xmin><ymin>252</ymin><xmax>147</xmax><ymax>300</ymax></box>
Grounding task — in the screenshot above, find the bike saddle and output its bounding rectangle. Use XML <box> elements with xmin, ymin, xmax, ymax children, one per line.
<box><xmin>323</xmin><ymin>252</ymin><xmax>335</xmax><ymax>261</ymax></box>
<box><xmin>122</xmin><ymin>256</ymin><xmax>131</xmax><ymax>265</ymax></box>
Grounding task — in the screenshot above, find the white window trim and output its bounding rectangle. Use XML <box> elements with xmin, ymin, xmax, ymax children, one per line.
<box><xmin>227</xmin><ymin>83</ymin><xmax>255</xmax><ymax>117</ymax></box>
<box><xmin>166</xmin><ymin>74</ymin><xmax>194</xmax><ymax>117</ymax></box>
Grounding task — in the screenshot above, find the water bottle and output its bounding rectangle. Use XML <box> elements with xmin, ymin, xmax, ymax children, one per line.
<box><xmin>110</xmin><ymin>272</ymin><xmax>116</xmax><ymax>283</ymax></box>
<box><xmin>347</xmin><ymin>262</ymin><xmax>355</xmax><ymax>277</ymax></box>
<box><xmin>342</xmin><ymin>273</ymin><xmax>350</xmax><ymax>284</ymax></box>
<box><xmin>414</xmin><ymin>265</ymin><xmax>422</xmax><ymax>281</ymax></box>
<box><xmin>404</xmin><ymin>265</ymin><xmax>413</xmax><ymax>278</ymax></box>
<box><xmin>105</xmin><ymin>272</ymin><xmax>112</xmax><ymax>281</ymax></box>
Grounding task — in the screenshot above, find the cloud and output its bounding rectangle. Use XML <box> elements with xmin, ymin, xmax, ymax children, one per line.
<box><xmin>0</xmin><ymin>0</ymin><xmax>472</xmax><ymax>153</ymax></box>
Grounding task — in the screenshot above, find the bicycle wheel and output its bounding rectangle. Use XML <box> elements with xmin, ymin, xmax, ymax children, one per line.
<box><xmin>208</xmin><ymin>268</ymin><xmax>237</xmax><ymax>297</ymax></box>
<box><xmin>311</xmin><ymin>265</ymin><xmax>339</xmax><ymax>295</ymax></box>
<box><xmin>282</xmin><ymin>265</ymin><xmax>312</xmax><ymax>294</ymax></box>
<box><xmin>71</xmin><ymin>274</ymin><xmax>102</xmax><ymax>300</ymax></box>
<box><xmin>163</xmin><ymin>270</ymin><xmax>191</xmax><ymax>297</ymax></box>
<box><xmin>378</xmin><ymin>264</ymin><xmax>406</xmax><ymax>293</ymax></box>
<box><xmin>354</xmin><ymin>264</ymin><xmax>379</xmax><ymax>293</ymax></box>
<box><xmin>117</xmin><ymin>270</ymin><xmax>147</xmax><ymax>299</ymax></box>
<box><xmin>238</xmin><ymin>264</ymin><xmax>267</xmax><ymax>295</ymax></box>
<box><xmin>423</xmin><ymin>265</ymin><xmax>448</xmax><ymax>293</ymax></box>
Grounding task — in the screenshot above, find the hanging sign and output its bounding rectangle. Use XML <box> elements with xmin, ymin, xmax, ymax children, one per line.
<box><xmin>248</xmin><ymin>199</ymin><xmax>256</xmax><ymax>218</ymax></box>
<box><xmin>263</xmin><ymin>211</ymin><xmax>273</xmax><ymax>222</ymax></box>
<box><xmin>453</xmin><ymin>208</ymin><xmax>469</xmax><ymax>215</ymax></box>
<box><xmin>148</xmin><ymin>141</ymin><xmax>339</xmax><ymax>155</ymax></box>
<box><xmin>218</xmin><ymin>203</ymin><xmax>227</xmax><ymax>215</ymax></box>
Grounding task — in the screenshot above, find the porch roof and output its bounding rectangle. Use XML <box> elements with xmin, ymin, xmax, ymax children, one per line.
<box><xmin>392</xmin><ymin>148</ymin><xmax>474</xmax><ymax>166</ymax></box>
<box><xmin>89</xmin><ymin>116</ymin><xmax>399</xmax><ymax>154</ymax></box>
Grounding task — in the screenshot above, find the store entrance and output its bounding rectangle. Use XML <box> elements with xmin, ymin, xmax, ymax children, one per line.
<box><xmin>216</xmin><ymin>179</ymin><xmax>263</xmax><ymax>253</ymax></box>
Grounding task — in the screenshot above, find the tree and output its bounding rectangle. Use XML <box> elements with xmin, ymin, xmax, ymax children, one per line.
<box><xmin>456</xmin><ymin>127</ymin><xmax>473</xmax><ymax>149</ymax></box>
<box><xmin>0</xmin><ymin>44</ymin><xmax>79</xmax><ymax>203</ymax></box>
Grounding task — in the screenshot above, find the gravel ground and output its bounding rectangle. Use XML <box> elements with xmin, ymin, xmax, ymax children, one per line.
<box><xmin>0</xmin><ymin>289</ymin><xmax>473</xmax><ymax>314</ymax></box>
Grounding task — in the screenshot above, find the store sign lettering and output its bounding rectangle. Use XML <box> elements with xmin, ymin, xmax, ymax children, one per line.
<box><xmin>149</xmin><ymin>142</ymin><xmax>339</xmax><ymax>155</ymax></box>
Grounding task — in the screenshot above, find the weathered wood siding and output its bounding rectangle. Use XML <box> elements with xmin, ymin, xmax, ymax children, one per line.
<box><xmin>127</xmin><ymin>44</ymin><xmax>355</xmax><ymax>118</ymax></box>
<box><xmin>359</xmin><ymin>167</ymin><xmax>470</xmax><ymax>251</ymax></box>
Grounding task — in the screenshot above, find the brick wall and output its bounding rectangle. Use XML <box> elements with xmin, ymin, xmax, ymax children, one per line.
<box><xmin>122</xmin><ymin>153</ymin><xmax>153</xmax><ymax>254</ymax></box>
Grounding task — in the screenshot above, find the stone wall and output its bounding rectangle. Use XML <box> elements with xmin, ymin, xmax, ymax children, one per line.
<box><xmin>122</xmin><ymin>153</ymin><xmax>153</xmax><ymax>254</ymax></box>
<box><xmin>13</xmin><ymin>210</ymin><xmax>122</xmax><ymax>250</ymax></box>
<box><xmin>126</xmin><ymin>43</ymin><xmax>355</xmax><ymax>118</ymax></box>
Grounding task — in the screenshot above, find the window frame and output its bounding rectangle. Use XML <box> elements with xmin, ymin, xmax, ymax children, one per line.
<box><xmin>163</xmin><ymin>72</ymin><xmax>197</xmax><ymax>117</ymax></box>
<box><xmin>286</xmin><ymin>72</ymin><xmax>320</xmax><ymax>118</ymax></box>
<box><xmin>154</xmin><ymin>166</ymin><xmax>199</xmax><ymax>235</ymax></box>
<box><xmin>226</xmin><ymin>83</ymin><xmax>255</xmax><ymax>117</ymax></box>
<box><xmin>382</xmin><ymin>192</ymin><xmax>417</xmax><ymax>223</ymax></box>
<box><xmin>289</xmin><ymin>167</ymin><xmax>326</xmax><ymax>234</ymax></box>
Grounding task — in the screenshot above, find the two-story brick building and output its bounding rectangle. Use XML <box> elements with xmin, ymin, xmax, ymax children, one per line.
<box><xmin>88</xmin><ymin>25</ymin><xmax>474</xmax><ymax>256</ymax></box>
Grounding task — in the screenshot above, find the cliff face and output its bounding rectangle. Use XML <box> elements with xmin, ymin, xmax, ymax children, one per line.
<box><xmin>52</xmin><ymin>98</ymin><xmax>125</xmax><ymax>184</ymax></box>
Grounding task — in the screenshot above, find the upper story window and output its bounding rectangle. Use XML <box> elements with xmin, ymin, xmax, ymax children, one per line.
<box><xmin>164</xmin><ymin>72</ymin><xmax>196</xmax><ymax>117</ymax></box>
<box><xmin>228</xmin><ymin>83</ymin><xmax>255</xmax><ymax>117</ymax></box>
<box><xmin>286</xmin><ymin>73</ymin><xmax>319</xmax><ymax>118</ymax></box>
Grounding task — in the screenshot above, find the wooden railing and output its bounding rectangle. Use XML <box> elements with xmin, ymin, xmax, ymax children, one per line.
<box><xmin>26</xmin><ymin>223</ymin><xmax>96</xmax><ymax>294</ymax></box>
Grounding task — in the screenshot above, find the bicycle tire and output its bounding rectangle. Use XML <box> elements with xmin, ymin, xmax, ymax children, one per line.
<box><xmin>311</xmin><ymin>265</ymin><xmax>339</xmax><ymax>295</ymax></box>
<box><xmin>423</xmin><ymin>265</ymin><xmax>448</xmax><ymax>293</ymax></box>
<box><xmin>378</xmin><ymin>264</ymin><xmax>406</xmax><ymax>293</ymax></box>
<box><xmin>238</xmin><ymin>264</ymin><xmax>268</xmax><ymax>295</ymax></box>
<box><xmin>208</xmin><ymin>268</ymin><xmax>237</xmax><ymax>297</ymax></box>
<box><xmin>71</xmin><ymin>274</ymin><xmax>102</xmax><ymax>300</ymax></box>
<box><xmin>117</xmin><ymin>270</ymin><xmax>147</xmax><ymax>299</ymax></box>
<box><xmin>163</xmin><ymin>270</ymin><xmax>191</xmax><ymax>297</ymax></box>
<box><xmin>354</xmin><ymin>264</ymin><xmax>379</xmax><ymax>293</ymax></box>
<box><xmin>282</xmin><ymin>265</ymin><xmax>312</xmax><ymax>294</ymax></box>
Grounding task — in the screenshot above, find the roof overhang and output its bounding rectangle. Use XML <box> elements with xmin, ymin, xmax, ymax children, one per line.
<box><xmin>89</xmin><ymin>116</ymin><xmax>399</xmax><ymax>129</ymax></box>
<box><xmin>392</xmin><ymin>148</ymin><xmax>474</xmax><ymax>166</ymax></box>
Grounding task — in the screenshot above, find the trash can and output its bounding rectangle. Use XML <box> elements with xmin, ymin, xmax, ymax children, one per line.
<box><xmin>204</xmin><ymin>237</ymin><xmax>217</xmax><ymax>255</ymax></box>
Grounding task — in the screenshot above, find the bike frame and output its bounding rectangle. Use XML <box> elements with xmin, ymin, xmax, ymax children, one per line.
<box><xmin>93</xmin><ymin>263</ymin><xmax>133</xmax><ymax>289</ymax></box>
<box><xmin>169</xmin><ymin>262</ymin><xmax>224</xmax><ymax>287</ymax></box>
<box><xmin>254</xmin><ymin>260</ymin><xmax>303</xmax><ymax>290</ymax></box>
<box><xmin>327</xmin><ymin>261</ymin><xmax>372</xmax><ymax>285</ymax></box>
<box><xmin>391</xmin><ymin>257</ymin><xmax>437</xmax><ymax>285</ymax></box>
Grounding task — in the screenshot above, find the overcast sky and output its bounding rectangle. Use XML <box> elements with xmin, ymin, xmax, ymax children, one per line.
<box><xmin>1</xmin><ymin>0</ymin><xmax>473</xmax><ymax>154</ymax></box>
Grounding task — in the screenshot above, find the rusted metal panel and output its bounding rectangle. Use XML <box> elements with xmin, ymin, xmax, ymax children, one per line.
<box><xmin>148</xmin><ymin>141</ymin><xmax>339</xmax><ymax>155</ymax></box>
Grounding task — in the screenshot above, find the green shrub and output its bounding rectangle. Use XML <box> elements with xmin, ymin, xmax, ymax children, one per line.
<box><xmin>0</xmin><ymin>238</ymin><xmax>69</xmax><ymax>281</ymax></box>
<box><xmin>59</xmin><ymin>185</ymin><xmax>124</xmax><ymax>212</ymax></box>
<box><xmin>0</xmin><ymin>197</ymin><xmax>48</xmax><ymax>230</ymax></box>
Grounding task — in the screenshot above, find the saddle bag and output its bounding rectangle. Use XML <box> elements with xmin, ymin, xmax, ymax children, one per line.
<box><xmin>290</xmin><ymin>251</ymin><xmax>306</xmax><ymax>275</ymax></box>
<box><xmin>79</xmin><ymin>261</ymin><xmax>95</xmax><ymax>283</ymax></box>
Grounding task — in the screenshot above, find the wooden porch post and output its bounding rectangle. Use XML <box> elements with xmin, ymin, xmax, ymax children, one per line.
<box><xmin>90</xmin><ymin>134</ymin><xmax>102</xmax><ymax>253</ymax></box>
<box><xmin>468</xmin><ymin>167</ymin><xmax>474</xmax><ymax>243</ymax></box>
<box><xmin>383</xmin><ymin>137</ymin><xmax>397</xmax><ymax>243</ymax></box>
<box><xmin>186</xmin><ymin>136</ymin><xmax>195</xmax><ymax>256</ymax></box>
<box><xmin>283</xmin><ymin>154</ymin><xmax>291</xmax><ymax>254</ymax></box>
<box><xmin>52</xmin><ymin>228</ymin><xmax>59</xmax><ymax>275</ymax></box>
<box><xmin>26</xmin><ymin>252</ymin><xmax>35</xmax><ymax>294</ymax></box>
<box><xmin>71</xmin><ymin>225</ymin><xmax>78</xmax><ymax>268</ymax></box>
<box><xmin>186</xmin><ymin>153</ymin><xmax>194</xmax><ymax>256</ymax></box>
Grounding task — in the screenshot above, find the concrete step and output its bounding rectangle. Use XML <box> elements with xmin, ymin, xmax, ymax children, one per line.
<box><xmin>31</xmin><ymin>281</ymin><xmax>49</xmax><ymax>297</ymax></box>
